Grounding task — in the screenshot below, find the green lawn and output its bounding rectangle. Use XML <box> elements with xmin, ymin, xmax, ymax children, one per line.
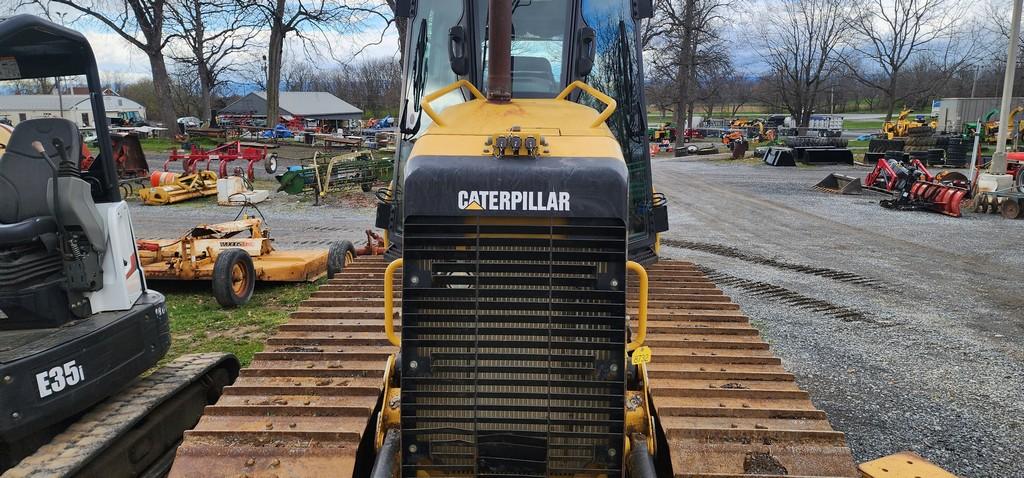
<box><xmin>156</xmin><ymin>280</ymin><xmax>322</xmax><ymax>368</ymax></box>
<box><xmin>138</xmin><ymin>137</ymin><xmax>220</xmax><ymax>154</ymax></box>
<box><xmin>843</xmin><ymin>119</ymin><xmax>885</xmax><ymax>131</ymax></box>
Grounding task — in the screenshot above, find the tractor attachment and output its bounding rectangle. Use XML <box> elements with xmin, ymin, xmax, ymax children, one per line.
<box><xmin>813</xmin><ymin>173</ymin><xmax>863</xmax><ymax>194</ymax></box>
<box><xmin>136</xmin><ymin>218</ymin><xmax>354</xmax><ymax>307</ymax></box>
<box><xmin>166</xmin><ymin>141</ymin><xmax>278</xmax><ymax>180</ymax></box>
<box><xmin>276</xmin><ymin>150</ymin><xmax>393</xmax><ymax>196</ymax></box>
<box><xmin>137</xmin><ymin>170</ymin><xmax>219</xmax><ymax>205</ymax></box>
<box><xmin>763</xmin><ymin>147</ymin><xmax>795</xmax><ymax>166</ymax></box>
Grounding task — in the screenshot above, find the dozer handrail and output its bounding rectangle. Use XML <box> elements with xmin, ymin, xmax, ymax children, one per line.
<box><xmin>384</xmin><ymin>258</ymin><xmax>403</xmax><ymax>347</ymax></box>
<box><xmin>420</xmin><ymin>79</ymin><xmax>485</xmax><ymax>128</ymax></box>
<box><xmin>626</xmin><ymin>261</ymin><xmax>648</xmax><ymax>351</ymax></box>
<box><xmin>555</xmin><ymin>80</ymin><xmax>617</xmax><ymax>128</ymax></box>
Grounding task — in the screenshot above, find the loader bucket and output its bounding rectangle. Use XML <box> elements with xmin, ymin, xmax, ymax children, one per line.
<box><xmin>814</xmin><ymin>173</ymin><xmax>862</xmax><ymax>195</ymax></box>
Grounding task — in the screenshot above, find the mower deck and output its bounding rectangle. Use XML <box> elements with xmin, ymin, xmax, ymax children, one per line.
<box><xmin>141</xmin><ymin>246</ymin><xmax>328</xmax><ymax>282</ymax></box>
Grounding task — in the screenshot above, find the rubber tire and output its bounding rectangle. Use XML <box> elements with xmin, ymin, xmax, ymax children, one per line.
<box><xmin>264</xmin><ymin>154</ymin><xmax>278</xmax><ymax>174</ymax></box>
<box><xmin>327</xmin><ymin>240</ymin><xmax>357</xmax><ymax>279</ymax></box>
<box><xmin>212</xmin><ymin>249</ymin><xmax>256</xmax><ymax>308</ymax></box>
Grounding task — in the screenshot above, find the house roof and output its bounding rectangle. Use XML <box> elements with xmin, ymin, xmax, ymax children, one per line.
<box><xmin>220</xmin><ymin>91</ymin><xmax>363</xmax><ymax>120</ymax></box>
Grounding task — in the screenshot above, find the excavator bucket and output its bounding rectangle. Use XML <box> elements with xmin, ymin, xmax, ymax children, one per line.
<box><xmin>814</xmin><ymin>173</ymin><xmax>862</xmax><ymax>195</ymax></box>
<box><xmin>909</xmin><ymin>181</ymin><xmax>967</xmax><ymax>217</ymax></box>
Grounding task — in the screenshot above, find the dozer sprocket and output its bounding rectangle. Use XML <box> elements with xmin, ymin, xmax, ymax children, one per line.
<box><xmin>170</xmin><ymin>257</ymin><xmax>856</xmax><ymax>477</ymax></box>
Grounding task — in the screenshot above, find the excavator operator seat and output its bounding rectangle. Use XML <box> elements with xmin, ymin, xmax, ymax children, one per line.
<box><xmin>0</xmin><ymin>119</ymin><xmax>87</xmax><ymax>329</ymax></box>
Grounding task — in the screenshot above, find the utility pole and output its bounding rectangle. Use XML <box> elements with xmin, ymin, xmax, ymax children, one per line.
<box><xmin>992</xmin><ymin>0</ymin><xmax>1023</xmax><ymax>175</ymax></box>
<box><xmin>971</xmin><ymin>64</ymin><xmax>980</xmax><ymax>98</ymax></box>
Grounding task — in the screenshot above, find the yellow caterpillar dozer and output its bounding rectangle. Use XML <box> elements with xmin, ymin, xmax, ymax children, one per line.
<box><xmin>169</xmin><ymin>1</ymin><xmax>956</xmax><ymax>476</ymax></box>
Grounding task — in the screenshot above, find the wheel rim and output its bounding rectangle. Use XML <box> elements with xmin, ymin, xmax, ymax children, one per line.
<box><xmin>231</xmin><ymin>263</ymin><xmax>248</xmax><ymax>296</ymax></box>
<box><xmin>344</xmin><ymin>251</ymin><xmax>355</xmax><ymax>266</ymax></box>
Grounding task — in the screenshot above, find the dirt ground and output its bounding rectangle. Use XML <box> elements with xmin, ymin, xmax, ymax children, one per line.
<box><xmin>652</xmin><ymin>155</ymin><xmax>1023</xmax><ymax>476</ymax></box>
<box><xmin>128</xmin><ymin>146</ymin><xmax>1021</xmax><ymax>475</ymax></box>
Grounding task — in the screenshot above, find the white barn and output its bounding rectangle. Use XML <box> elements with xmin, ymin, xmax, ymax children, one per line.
<box><xmin>0</xmin><ymin>92</ymin><xmax>146</xmax><ymax>128</ymax></box>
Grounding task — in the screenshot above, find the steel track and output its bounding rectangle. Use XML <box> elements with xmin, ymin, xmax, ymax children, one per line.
<box><xmin>169</xmin><ymin>257</ymin><xmax>857</xmax><ymax>477</ymax></box>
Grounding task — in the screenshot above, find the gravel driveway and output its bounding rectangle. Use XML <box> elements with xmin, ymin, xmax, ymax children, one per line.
<box><xmin>653</xmin><ymin>156</ymin><xmax>1022</xmax><ymax>476</ymax></box>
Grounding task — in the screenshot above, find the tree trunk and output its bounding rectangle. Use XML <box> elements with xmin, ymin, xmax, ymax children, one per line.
<box><xmin>673</xmin><ymin>0</ymin><xmax>697</xmax><ymax>150</ymax></box>
<box><xmin>266</xmin><ymin>25</ymin><xmax>285</xmax><ymax>127</ymax></box>
<box><xmin>883</xmin><ymin>75</ymin><xmax>899</xmax><ymax>122</ymax></box>
<box><xmin>198</xmin><ymin>63</ymin><xmax>214</xmax><ymax>124</ymax></box>
<box><xmin>148</xmin><ymin>51</ymin><xmax>178</xmax><ymax>129</ymax></box>
<box><xmin>396</xmin><ymin>17</ymin><xmax>408</xmax><ymax>65</ymax></box>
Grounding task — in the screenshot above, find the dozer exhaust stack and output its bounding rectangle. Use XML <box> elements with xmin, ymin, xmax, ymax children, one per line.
<box><xmin>486</xmin><ymin>0</ymin><xmax>513</xmax><ymax>102</ymax></box>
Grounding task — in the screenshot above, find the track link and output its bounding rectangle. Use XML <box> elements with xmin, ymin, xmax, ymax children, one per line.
<box><xmin>169</xmin><ymin>257</ymin><xmax>395</xmax><ymax>478</ymax></box>
<box><xmin>170</xmin><ymin>257</ymin><xmax>856</xmax><ymax>477</ymax></box>
<box><xmin>4</xmin><ymin>353</ymin><xmax>237</xmax><ymax>478</ymax></box>
<box><xmin>642</xmin><ymin>261</ymin><xmax>856</xmax><ymax>477</ymax></box>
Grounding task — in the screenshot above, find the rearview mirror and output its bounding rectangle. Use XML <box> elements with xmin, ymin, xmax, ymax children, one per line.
<box><xmin>576</xmin><ymin>27</ymin><xmax>596</xmax><ymax>77</ymax></box>
<box><xmin>449</xmin><ymin>25</ymin><xmax>469</xmax><ymax>75</ymax></box>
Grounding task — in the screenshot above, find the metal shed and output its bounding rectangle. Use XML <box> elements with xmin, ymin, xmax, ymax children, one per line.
<box><xmin>219</xmin><ymin>91</ymin><xmax>363</xmax><ymax>122</ymax></box>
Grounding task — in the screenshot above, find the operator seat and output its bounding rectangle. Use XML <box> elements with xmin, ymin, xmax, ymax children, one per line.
<box><xmin>0</xmin><ymin>119</ymin><xmax>76</xmax><ymax>247</ymax></box>
<box><xmin>0</xmin><ymin>119</ymin><xmax>89</xmax><ymax>329</ymax></box>
<box><xmin>511</xmin><ymin>56</ymin><xmax>557</xmax><ymax>94</ymax></box>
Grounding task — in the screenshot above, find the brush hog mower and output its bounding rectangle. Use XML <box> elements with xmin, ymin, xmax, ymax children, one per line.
<box><xmin>814</xmin><ymin>173</ymin><xmax>863</xmax><ymax>194</ymax></box>
<box><xmin>136</xmin><ymin>218</ymin><xmax>355</xmax><ymax>307</ymax></box>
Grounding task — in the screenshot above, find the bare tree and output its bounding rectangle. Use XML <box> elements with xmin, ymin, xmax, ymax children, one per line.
<box><xmin>167</xmin><ymin>0</ymin><xmax>257</xmax><ymax>124</ymax></box>
<box><xmin>32</xmin><ymin>0</ymin><xmax>179</xmax><ymax>128</ymax></box>
<box><xmin>843</xmin><ymin>0</ymin><xmax>980</xmax><ymax>122</ymax></box>
<box><xmin>756</xmin><ymin>0</ymin><xmax>852</xmax><ymax>127</ymax></box>
<box><xmin>651</xmin><ymin>0</ymin><xmax>730</xmax><ymax>146</ymax></box>
<box><xmin>242</xmin><ymin>0</ymin><xmax>389</xmax><ymax>127</ymax></box>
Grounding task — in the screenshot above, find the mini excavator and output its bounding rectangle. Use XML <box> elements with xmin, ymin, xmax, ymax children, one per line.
<box><xmin>0</xmin><ymin>15</ymin><xmax>238</xmax><ymax>476</ymax></box>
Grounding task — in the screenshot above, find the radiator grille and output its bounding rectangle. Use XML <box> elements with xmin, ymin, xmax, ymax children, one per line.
<box><xmin>401</xmin><ymin>216</ymin><xmax>627</xmax><ymax>477</ymax></box>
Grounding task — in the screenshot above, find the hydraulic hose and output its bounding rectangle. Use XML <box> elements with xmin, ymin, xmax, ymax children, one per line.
<box><xmin>370</xmin><ymin>428</ymin><xmax>401</xmax><ymax>478</ymax></box>
<box><xmin>627</xmin><ymin>433</ymin><xmax>657</xmax><ymax>478</ymax></box>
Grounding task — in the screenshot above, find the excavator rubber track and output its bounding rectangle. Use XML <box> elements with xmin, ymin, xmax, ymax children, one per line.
<box><xmin>170</xmin><ymin>257</ymin><xmax>857</xmax><ymax>477</ymax></box>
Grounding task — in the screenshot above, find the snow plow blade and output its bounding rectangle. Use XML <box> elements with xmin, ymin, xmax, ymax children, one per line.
<box><xmin>813</xmin><ymin>173</ymin><xmax>863</xmax><ymax>195</ymax></box>
<box><xmin>909</xmin><ymin>181</ymin><xmax>967</xmax><ymax>217</ymax></box>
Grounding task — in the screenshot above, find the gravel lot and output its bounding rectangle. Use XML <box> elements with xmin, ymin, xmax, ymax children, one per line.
<box><xmin>129</xmin><ymin>147</ymin><xmax>379</xmax><ymax>248</ymax></box>
<box><xmin>653</xmin><ymin>155</ymin><xmax>1023</xmax><ymax>476</ymax></box>
<box><xmin>128</xmin><ymin>146</ymin><xmax>1021</xmax><ymax>475</ymax></box>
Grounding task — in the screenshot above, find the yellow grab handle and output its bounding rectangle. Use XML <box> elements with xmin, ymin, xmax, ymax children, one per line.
<box><xmin>626</xmin><ymin>260</ymin><xmax>648</xmax><ymax>351</ymax></box>
<box><xmin>384</xmin><ymin>258</ymin><xmax>403</xmax><ymax>347</ymax></box>
<box><xmin>555</xmin><ymin>80</ymin><xmax>617</xmax><ymax>128</ymax></box>
<box><xmin>420</xmin><ymin>79</ymin><xmax>485</xmax><ymax>128</ymax></box>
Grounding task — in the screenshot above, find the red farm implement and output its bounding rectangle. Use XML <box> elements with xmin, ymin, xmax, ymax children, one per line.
<box><xmin>867</xmin><ymin>158</ymin><xmax>969</xmax><ymax>217</ymax></box>
<box><xmin>166</xmin><ymin>141</ymin><xmax>278</xmax><ymax>180</ymax></box>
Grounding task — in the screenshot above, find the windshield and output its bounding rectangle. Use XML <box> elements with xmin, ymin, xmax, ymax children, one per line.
<box><xmin>476</xmin><ymin>0</ymin><xmax>571</xmax><ymax>98</ymax></box>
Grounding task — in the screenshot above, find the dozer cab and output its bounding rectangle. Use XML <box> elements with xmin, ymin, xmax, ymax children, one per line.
<box><xmin>378</xmin><ymin>0</ymin><xmax>666</xmax><ymax>264</ymax></box>
<box><xmin>0</xmin><ymin>15</ymin><xmax>238</xmax><ymax>475</ymax></box>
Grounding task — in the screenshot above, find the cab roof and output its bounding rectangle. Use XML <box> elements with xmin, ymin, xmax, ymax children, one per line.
<box><xmin>0</xmin><ymin>14</ymin><xmax>98</xmax><ymax>80</ymax></box>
